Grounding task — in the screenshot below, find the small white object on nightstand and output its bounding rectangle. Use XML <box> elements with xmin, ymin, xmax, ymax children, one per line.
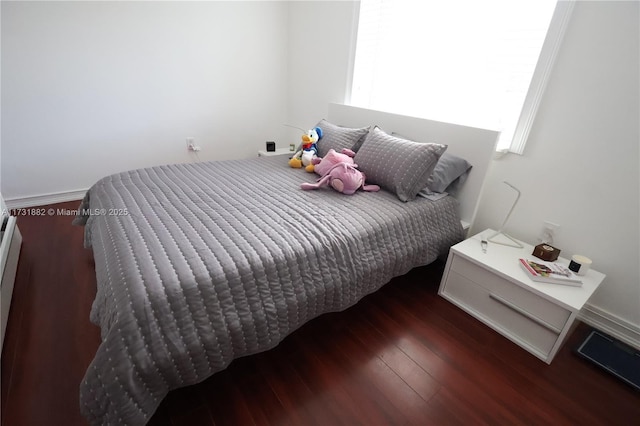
<box><xmin>257</xmin><ymin>148</ymin><xmax>292</xmax><ymax>157</ymax></box>
<box><xmin>439</xmin><ymin>229</ymin><xmax>605</xmax><ymax>364</ymax></box>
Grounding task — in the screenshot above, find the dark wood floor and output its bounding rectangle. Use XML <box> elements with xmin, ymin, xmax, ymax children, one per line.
<box><xmin>2</xmin><ymin>201</ymin><xmax>638</xmax><ymax>425</ymax></box>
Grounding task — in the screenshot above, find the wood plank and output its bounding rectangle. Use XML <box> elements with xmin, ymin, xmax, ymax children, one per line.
<box><xmin>309</xmin><ymin>314</ymin><xmax>442</xmax><ymax>425</ymax></box>
<box><xmin>253</xmin><ymin>342</ymin><xmax>331</xmax><ymax>426</ymax></box>
<box><xmin>2</xmin><ymin>202</ymin><xmax>101</xmax><ymax>426</ymax></box>
<box><xmin>226</xmin><ymin>355</ymin><xmax>288</xmax><ymax>426</ymax></box>
<box><xmin>358</xmin><ymin>296</ymin><xmax>523</xmax><ymax>424</ymax></box>
<box><xmin>286</xmin><ymin>324</ymin><xmax>401</xmax><ymax>425</ymax></box>
<box><xmin>200</xmin><ymin>368</ymin><xmax>256</xmax><ymax>426</ymax></box>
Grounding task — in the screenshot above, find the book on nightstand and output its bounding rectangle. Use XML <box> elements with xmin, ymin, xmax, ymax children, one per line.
<box><xmin>519</xmin><ymin>258</ymin><xmax>583</xmax><ymax>286</ymax></box>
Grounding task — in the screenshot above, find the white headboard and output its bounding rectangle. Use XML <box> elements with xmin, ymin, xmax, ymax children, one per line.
<box><xmin>328</xmin><ymin>103</ymin><xmax>499</xmax><ymax>228</ymax></box>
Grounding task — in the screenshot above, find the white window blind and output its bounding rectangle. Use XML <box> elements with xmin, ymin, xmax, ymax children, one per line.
<box><xmin>350</xmin><ymin>0</ymin><xmax>574</xmax><ymax>153</ymax></box>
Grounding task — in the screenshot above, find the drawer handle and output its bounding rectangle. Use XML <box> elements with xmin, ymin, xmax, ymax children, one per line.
<box><xmin>489</xmin><ymin>293</ymin><xmax>561</xmax><ymax>335</ymax></box>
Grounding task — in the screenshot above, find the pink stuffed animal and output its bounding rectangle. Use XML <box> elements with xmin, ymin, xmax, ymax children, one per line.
<box><xmin>301</xmin><ymin>158</ymin><xmax>380</xmax><ymax>195</ymax></box>
<box><xmin>307</xmin><ymin>148</ymin><xmax>355</xmax><ymax>175</ymax></box>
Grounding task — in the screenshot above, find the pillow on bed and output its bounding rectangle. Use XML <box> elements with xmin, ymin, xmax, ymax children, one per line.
<box><xmin>425</xmin><ymin>153</ymin><xmax>473</xmax><ymax>193</ymax></box>
<box><xmin>315</xmin><ymin>119</ymin><xmax>370</xmax><ymax>157</ymax></box>
<box><xmin>391</xmin><ymin>132</ymin><xmax>472</xmax><ymax>194</ymax></box>
<box><xmin>355</xmin><ymin>126</ymin><xmax>447</xmax><ymax>202</ymax></box>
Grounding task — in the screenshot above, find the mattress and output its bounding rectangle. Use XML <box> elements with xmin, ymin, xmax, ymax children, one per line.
<box><xmin>74</xmin><ymin>155</ymin><xmax>464</xmax><ymax>425</ymax></box>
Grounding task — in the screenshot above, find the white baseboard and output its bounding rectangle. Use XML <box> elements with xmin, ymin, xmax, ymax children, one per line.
<box><xmin>4</xmin><ymin>189</ymin><xmax>87</xmax><ymax>209</ymax></box>
<box><xmin>579</xmin><ymin>304</ymin><xmax>640</xmax><ymax>350</ymax></box>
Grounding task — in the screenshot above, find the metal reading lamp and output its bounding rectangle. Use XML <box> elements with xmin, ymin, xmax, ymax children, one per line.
<box><xmin>488</xmin><ymin>181</ymin><xmax>523</xmax><ymax>248</ymax></box>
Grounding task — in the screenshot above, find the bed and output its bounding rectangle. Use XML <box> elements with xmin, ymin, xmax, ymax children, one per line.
<box><xmin>74</xmin><ymin>104</ymin><xmax>498</xmax><ymax>425</ymax></box>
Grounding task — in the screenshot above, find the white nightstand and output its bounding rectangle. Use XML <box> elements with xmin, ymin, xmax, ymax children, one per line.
<box><xmin>258</xmin><ymin>148</ymin><xmax>292</xmax><ymax>157</ymax></box>
<box><xmin>439</xmin><ymin>229</ymin><xmax>605</xmax><ymax>364</ymax></box>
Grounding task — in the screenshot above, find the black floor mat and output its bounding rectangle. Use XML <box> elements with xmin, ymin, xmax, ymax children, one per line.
<box><xmin>576</xmin><ymin>329</ymin><xmax>640</xmax><ymax>391</ymax></box>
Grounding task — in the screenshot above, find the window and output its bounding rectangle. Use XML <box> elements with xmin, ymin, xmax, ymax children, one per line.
<box><xmin>349</xmin><ymin>0</ymin><xmax>574</xmax><ymax>153</ymax></box>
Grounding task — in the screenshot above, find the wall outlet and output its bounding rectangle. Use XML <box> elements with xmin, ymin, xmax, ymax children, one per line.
<box><xmin>186</xmin><ymin>137</ymin><xmax>201</xmax><ymax>152</ymax></box>
<box><xmin>539</xmin><ymin>221</ymin><xmax>560</xmax><ymax>244</ymax></box>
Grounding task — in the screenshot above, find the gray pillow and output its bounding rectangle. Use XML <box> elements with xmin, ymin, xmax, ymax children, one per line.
<box><xmin>426</xmin><ymin>153</ymin><xmax>472</xmax><ymax>193</ymax></box>
<box><xmin>391</xmin><ymin>132</ymin><xmax>472</xmax><ymax>194</ymax></box>
<box><xmin>355</xmin><ymin>127</ymin><xmax>447</xmax><ymax>201</ymax></box>
<box><xmin>315</xmin><ymin>119</ymin><xmax>370</xmax><ymax>157</ymax></box>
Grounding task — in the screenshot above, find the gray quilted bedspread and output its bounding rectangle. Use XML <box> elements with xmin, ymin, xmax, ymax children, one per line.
<box><xmin>74</xmin><ymin>155</ymin><xmax>464</xmax><ymax>425</ymax></box>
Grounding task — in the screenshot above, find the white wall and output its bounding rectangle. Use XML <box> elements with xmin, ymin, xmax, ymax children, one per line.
<box><xmin>286</xmin><ymin>1</ymin><xmax>359</xmax><ymax>143</ymax></box>
<box><xmin>472</xmin><ymin>1</ymin><xmax>639</xmax><ymax>343</ymax></box>
<box><xmin>1</xmin><ymin>0</ymin><xmax>359</xmax><ymax>201</ymax></box>
<box><xmin>1</xmin><ymin>1</ymin><xmax>289</xmax><ymax>201</ymax></box>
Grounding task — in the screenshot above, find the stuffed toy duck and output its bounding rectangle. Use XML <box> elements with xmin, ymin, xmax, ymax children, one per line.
<box><xmin>300</xmin><ymin>148</ymin><xmax>380</xmax><ymax>195</ymax></box>
<box><xmin>289</xmin><ymin>127</ymin><xmax>323</xmax><ymax>172</ymax></box>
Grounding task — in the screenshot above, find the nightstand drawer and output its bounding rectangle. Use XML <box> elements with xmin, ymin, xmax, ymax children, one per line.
<box><xmin>451</xmin><ymin>255</ymin><xmax>570</xmax><ymax>331</ymax></box>
<box><xmin>444</xmin><ymin>270</ymin><xmax>559</xmax><ymax>357</ymax></box>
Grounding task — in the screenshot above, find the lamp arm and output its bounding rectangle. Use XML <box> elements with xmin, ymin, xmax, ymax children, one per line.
<box><xmin>497</xmin><ymin>181</ymin><xmax>521</xmax><ymax>232</ymax></box>
<box><xmin>488</xmin><ymin>181</ymin><xmax>524</xmax><ymax>248</ymax></box>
